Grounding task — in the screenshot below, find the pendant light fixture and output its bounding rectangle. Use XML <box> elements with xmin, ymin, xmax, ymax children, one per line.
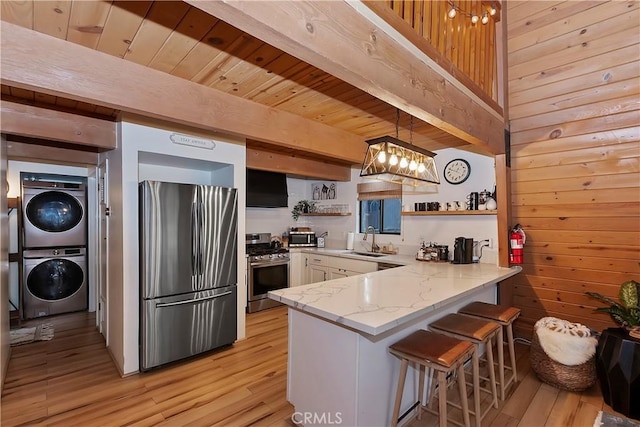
<box><xmin>360</xmin><ymin>109</ymin><xmax>439</xmax><ymax>187</ymax></box>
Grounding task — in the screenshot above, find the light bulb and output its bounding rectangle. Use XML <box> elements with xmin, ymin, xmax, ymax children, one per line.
<box><xmin>409</xmin><ymin>159</ymin><xmax>417</xmax><ymax>171</ymax></box>
<box><xmin>489</xmin><ymin>4</ymin><xmax>497</xmax><ymax>15</ymax></box>
<box><xmin>418</xmin><ymin>163</ymin><xmax>426</xmax><ymax>173</ymax></box>
<box><xmin>481</xmin><ymin>13</ymin><xmax>489</xmax><ymax>24</ymax></box>
<box><xmin>471</xmin><ymin>14</ymin><xmax>479</xmax><ymax>24</ymax></box>
<box><xmin>377</xmin><ymin>150</ymin><xmax>386</xmax><ymax>163</ymax></box>
<box><xmin>399</xmin><ymin>157</ymin><xmax>409</xmax><ymax>168</ymax></box>
<box><xmin>448</xmin><ymin>5</ymin><xmax>457</xmax><ymax>19</ymax></box>
<box><xmin>389</xmin><ymin>153</ymin><xmax>398</xmax><ymax>166</ymax></box>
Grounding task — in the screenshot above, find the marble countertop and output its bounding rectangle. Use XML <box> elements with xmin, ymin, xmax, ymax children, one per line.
<box><xmin>269</xmin><ymin>262</ymin><xmax>521</xmax><ymax>336</ymax></box>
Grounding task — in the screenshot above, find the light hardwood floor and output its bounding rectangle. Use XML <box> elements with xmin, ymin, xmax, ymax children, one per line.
<box><xmin>1</xmin><ymin>307</ymin><xmax>631</xmax><ymax>426</ymax></box>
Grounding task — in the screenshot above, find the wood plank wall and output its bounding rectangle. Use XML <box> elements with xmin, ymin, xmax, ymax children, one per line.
<box><xmin>505</xmin><ymin>1</ymin><xmax>640</xmax><ymax>338</ymax></box>
<box><xmin>386</xmin><ymin>0</ymin><xmax>499</xmax><ymax>100</ymax></box>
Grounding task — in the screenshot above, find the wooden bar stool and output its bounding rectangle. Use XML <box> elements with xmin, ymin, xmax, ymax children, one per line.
<box><xmin>458</xmin><ymin>302</ymin><xmax>521</xmax><ymax>401</ymax></box>
<box><xmin>389</xmin><ymin>329</ymin><xmax>475</xmax><ymax>427</ymax></box>
<box><xmin>429</xmin><ymin>313</ymin><xmax>501</xmax><ymax>427</ymax></box>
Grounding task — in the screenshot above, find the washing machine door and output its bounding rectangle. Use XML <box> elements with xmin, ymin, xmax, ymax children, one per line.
<box><xmin>26</xmin><ymin>258</ymin><xmax>84</xmax><ymax>301</ymax></box>
<box><xmin>25</xmin><ymin>191</ymin><xmax>83</xmax><ymax>233</ymax></box>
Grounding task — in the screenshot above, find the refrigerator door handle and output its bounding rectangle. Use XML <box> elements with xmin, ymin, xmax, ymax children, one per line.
<box><xmin>155</xmin><ymin>291</ymin><xmax>233</xmax><ymax>308</ymax></box>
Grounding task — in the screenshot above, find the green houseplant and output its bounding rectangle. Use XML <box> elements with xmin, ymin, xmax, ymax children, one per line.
<box><xmin>586</xmin><ymin>280</ymin><xmax>640</xmax><ymax>329</ymax></box>
<box><xmin>291</xmin><ymin>200</ymin><xmax>316</xmax><ymax>221</ymax></box>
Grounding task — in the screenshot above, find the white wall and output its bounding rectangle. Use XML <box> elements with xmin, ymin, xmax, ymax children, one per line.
<box><xmin>106</xmin><ymin>117</ymin><xmax>246</xmax><ymax>375</ymax></box>
<box><xmin>245</xmin><ymin>148</ymin><xmax>499</xmax><ymax>263</ymax></box>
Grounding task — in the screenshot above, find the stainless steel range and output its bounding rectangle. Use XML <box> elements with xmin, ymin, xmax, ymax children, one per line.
<box><xmin>246</xmin><ymin>233</ymin><xmax>290</xmax><ymax>313</ymax></box>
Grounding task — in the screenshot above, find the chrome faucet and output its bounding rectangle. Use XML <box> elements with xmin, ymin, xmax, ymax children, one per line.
<box><xmin>363</xmin><ymin>225</ymin><xmax>380</xmax><ymax>253</ymax></box>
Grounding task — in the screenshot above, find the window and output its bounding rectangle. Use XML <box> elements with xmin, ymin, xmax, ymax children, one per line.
<box><xmin>357</xmin><ymin>181</ymin><xmax>402</xmax><ymax>235</ymax></box>
<box><xmin>359</xmin><ymin>198</ymin><xmax>401</xmax><ymax>234</ymax></box>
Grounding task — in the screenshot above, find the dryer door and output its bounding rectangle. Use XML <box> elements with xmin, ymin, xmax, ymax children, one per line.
<box><xmin>26</xmin><ymin>258</ymin><xmax>84</xmax><ymax>301</ymax></box>
<box><xmin>25</xmin><ymin>191</ymin><xmax>83</xmax><ymax>233</ymax></box>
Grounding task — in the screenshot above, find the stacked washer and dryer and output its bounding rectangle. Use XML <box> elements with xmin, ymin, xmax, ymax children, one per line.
<box><xmin>21</xmin><ymin>174</ymin><xmax>88</xmax><ymax>319</ymax></box>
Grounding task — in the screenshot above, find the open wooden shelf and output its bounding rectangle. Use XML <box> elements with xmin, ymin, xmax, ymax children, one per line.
<box><xmin>402</xmin><ymin>210</ymin><xmax>497</xmax><ymax>216</ymax></box>
<box><xmin>299</xmin><ymin>212</ymin><xmax>351</xmax><ymax>217</ymax></box>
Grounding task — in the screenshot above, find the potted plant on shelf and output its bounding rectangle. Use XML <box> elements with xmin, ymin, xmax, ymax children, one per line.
<box><xmin>586</xmin><ymin>280</ymin><xmax>640</xmax><ymax>419</ymax></box>
<box><xmin>291</xmin><ymin>200</ymin><xmax>316</xmax><ymax>221</ymax></box>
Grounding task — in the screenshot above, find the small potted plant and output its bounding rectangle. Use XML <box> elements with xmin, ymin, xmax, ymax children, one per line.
<box><xmin>291</xmin><ymin>200</ymin><xmax>316</xmax><ymax>221</ymax></box>
<box><xmin>586</xmin><ymin>280</ymin><xmax>640</xmax><ymax>333</ymax></box>
<box><xmin>586</xmin><ymin>280</ymin><xmax>640</xmax><ymax>418</ymax></box>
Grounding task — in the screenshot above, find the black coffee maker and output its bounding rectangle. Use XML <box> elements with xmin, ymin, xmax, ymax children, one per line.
<box><xmin>453</xmin><ymin>237</ymin><xmax>474</xmax><ymax>264</ymax></box>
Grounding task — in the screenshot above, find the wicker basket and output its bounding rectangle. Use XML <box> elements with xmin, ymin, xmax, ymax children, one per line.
<box><xmin>530</xmin><ymin>330</ymin><xmax>597</xmax><ymax>391</ymax></box>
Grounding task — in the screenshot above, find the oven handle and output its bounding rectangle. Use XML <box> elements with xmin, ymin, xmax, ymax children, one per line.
<box><xmin>249</xmin><ymin>260</ymin><xmax>290</xmax><ymax>268</ymax></box>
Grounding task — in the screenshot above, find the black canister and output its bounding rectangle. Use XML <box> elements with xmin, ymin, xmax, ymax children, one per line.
<box><xmin>468</xmin><ymin>192</ymin><xmax>479</xmax><ymax>210</ymax></box>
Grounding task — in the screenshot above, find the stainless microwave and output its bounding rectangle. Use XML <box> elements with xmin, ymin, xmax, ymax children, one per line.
<box><xmin>289</xmin><ymin>231</ymin><xmax>317</xmax><ymax>247</ymax></box>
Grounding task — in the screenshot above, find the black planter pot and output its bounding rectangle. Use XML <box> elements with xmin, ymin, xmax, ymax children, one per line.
<box><xmin>595</xmin><ymin>328</ymin><xmax>640</xmax><ymax>420</ymax></box>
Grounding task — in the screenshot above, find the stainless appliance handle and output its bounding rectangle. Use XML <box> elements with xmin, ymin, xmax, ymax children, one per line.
<box><xmin>250</xmin><ymin>260</ymin><xmax>290</xmax><ymax>268</ymax></box>
<box><xmin>156</xmin><ymin>291</ymin><xmax>232</xmax><ymax>308</ymax></box>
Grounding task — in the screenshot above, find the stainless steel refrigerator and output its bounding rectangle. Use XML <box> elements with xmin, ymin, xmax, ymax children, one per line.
<box><xmin>139</xmin><ymin>180</ymin><xmax>238</xmax><ymax>371</ymax></box>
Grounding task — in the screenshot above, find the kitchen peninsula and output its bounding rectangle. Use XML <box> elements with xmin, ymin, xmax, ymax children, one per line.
<box><xmin>269</xmin><ymin>261</ymin><xmax>521</xmax><ymax>426</ymax></box>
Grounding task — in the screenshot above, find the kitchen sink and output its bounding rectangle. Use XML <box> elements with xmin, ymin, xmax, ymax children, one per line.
<box><xmin>347</xmin><ymin>251</ymin><xmax>386</xmax><ymax>258</ymax></box>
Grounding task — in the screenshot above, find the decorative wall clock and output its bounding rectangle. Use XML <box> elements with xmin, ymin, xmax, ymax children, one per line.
<box><xmin>443</xmin><ymin>158</ymin><xmax>471</xmax><ymax>184</ymax></box>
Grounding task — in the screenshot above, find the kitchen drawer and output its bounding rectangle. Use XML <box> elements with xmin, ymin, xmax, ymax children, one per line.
<box><xmin>327</xmin><ymin>256</ymin><xmax>377</xmax><ymax>274</ymax></box>
<box><xmin>307</xmin><ymin>254</ymin><xmax>328</xmax><ymax>266</ymax></box>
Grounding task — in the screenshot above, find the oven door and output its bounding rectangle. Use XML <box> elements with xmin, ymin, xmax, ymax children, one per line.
<box><xmin>247</xmin><ymin>259</ymin><xmax>289</xmax><ymax>312</ymax></box>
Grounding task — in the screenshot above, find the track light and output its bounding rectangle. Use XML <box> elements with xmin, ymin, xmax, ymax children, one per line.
<box><xmin>481</xmin><ymin>12</ymin><xmax>489</xmax><ymax>25</ymax></box>
<box><xmin>470</xmin><ymin>14</ymin><xmax>479</xmax><ymax>24</ymax></box>
<box><xmin>489</xmin><ymin>4</ymin><xmax>497</xmax><ymax>16</ymax></box>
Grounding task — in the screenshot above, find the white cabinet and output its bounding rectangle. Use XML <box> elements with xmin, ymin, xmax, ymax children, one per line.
<box><xmin>303</xmin><ymin>253</ymin><xmax>377</xmax><ymax>284</ymax></box>
<box><xmin>305</xmin><ymin>254</ymin><xmax>329</xmax><ymax>284</ymax></box>
<box><xmin>290</xmin><ymin>251</ymin><xmax>305</xmax><ymax>287</ymax></box>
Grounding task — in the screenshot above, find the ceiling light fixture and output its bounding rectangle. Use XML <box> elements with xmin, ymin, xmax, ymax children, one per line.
<box><xmin>470</xmin><ymin>14</ymin><xmax>479</xmax><ymax>24</ymax></box>
<box><xmin>360</xmin><ymin>110</ymin><xmax>439</xmax><ymax>187</ymax></box>
<box><xmin>489</xmin><ymin>4</ymin><xmax>498</xmax><ymax>16</ymax></box>
<box><xmin>481</xmin><ymin>12</ymin><xmax>490</xmax><ymax>24</ymax></box>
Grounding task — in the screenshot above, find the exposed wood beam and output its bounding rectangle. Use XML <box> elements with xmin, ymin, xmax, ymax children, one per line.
<box><xmin>247</xmin><ymin>147</ymin><xmax>351</xmax><ymax>182</ymax></box>
<box><xmin>187</xmin><ymin>0</ymin><xmax>505</xmax><ymax>155</ymax></box>
<box><xmin>0</xmin><ymin>22</ymin><xmax>366</xmax><ymax>164</ymax></box>
<box><xmin>6</xmin><ymin>140</ymin><xmax>99</xmax><ymax>166</ymax></box>
<box><xmin>1</xmin><ymin>100</ymin><xmax>116</xmax><ymax>150</ymax></box>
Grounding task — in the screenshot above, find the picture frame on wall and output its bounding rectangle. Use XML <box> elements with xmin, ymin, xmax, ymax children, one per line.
<box><xmin>312</xmin><ymin>182</ymin><xmax>337</xmax><ymax>200</ymax></box>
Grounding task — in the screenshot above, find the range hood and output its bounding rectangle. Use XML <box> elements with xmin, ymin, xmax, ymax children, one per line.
<box><xmin>246</xmin><ymin>169</ymin><xmax>288</xmax><ymax>208</ymax></box>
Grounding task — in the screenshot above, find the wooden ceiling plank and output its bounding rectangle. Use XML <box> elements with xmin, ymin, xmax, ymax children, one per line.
<box><xmin>508</xmin><ymin>1</ymin><xmax>601</xmax><ymax>39</ymax></box>
<box><xmin>55</xmin><ymin>97</ymin><xmax>78</xmax><ymax>110</ymax></box>
<box><xmin>123</xmin><ymin>1</ymin><xmax>190</xmax><ymax>66</ymax></box>
<box><xmin>187</xmin><ymin>1</ymin><xmax>504</xmax><ymax>154</ymax></box>
<box><xmin>199</xmin><ymin>36</ymin><xmax>264</xmax><ymax>87</ymax></box>
<box><xmin>33</xmin><ymin>0</ymin><xmax>71</xmax><ymax>40</ymax></box>
<box><xmin>0</xmin><ymin>22</ymin><xmax>365</xmax><ymax>163</ymax></box>
<box><xmin>171</xmin><ymin>20</ymin><xmax>243</xmax><ymax>80</ymax></box>
<box><xmin>1</xmin><ymin>100</ymin><xmax>115</xmax><ymax>150</ymax></box>
<box><xmin>146</xmin><ymin>6</ymin><xmax>217</xmax><ymax>73</ymax></box>
<box><xmin>9</xmin><ymin>87</ymin><xmax>34</xmax><ymax>101</ymax></box>
<box><xmin>1</xmin><ymin>85</ymin><xmax>11</xmax><ymax>96</ymax></box>
<box><xmin>209</xmin><ymin>43</ymin><xmax>284</xmax><ymax>94</ymax></box>
<box><xmin>34</xmin><ymin>92</ymin><xmax>57</xmax><ymax>105</ymax></box>
<box><xmin>190</xmin><ymin>33</ymin><xmax>253</xmax><ymax>83</ymax></box>
<box><xmin>95</xmin><ymin>0</ymin><xmax>152</xmax><ymax>58</ymax></box>
<box><xmin>0</xmin><ymin>0</ymin><xmax>33</xmax><ymax>28</ymax></box>
<box><xmin>66</xmin><ymin>0</ymin><xmax>112</xmax><ymax>50</ymax></box>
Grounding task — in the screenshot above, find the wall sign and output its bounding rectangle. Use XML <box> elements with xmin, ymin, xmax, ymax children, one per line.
<box><xmin>170</xmin><ymin>133</ymin><xmax>215</xmax><ymax>150</ymax></box>
<box><xmin>312</xmin><ymin>182</ymin><xmax>337</xmax><ymax>200</ymax></box>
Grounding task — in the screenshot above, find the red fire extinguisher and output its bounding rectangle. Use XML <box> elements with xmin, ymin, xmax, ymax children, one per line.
<box><xmin>510</xmin><ymin>224</ymin><xmax>526</xmax><ymax>265</ymax></box>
